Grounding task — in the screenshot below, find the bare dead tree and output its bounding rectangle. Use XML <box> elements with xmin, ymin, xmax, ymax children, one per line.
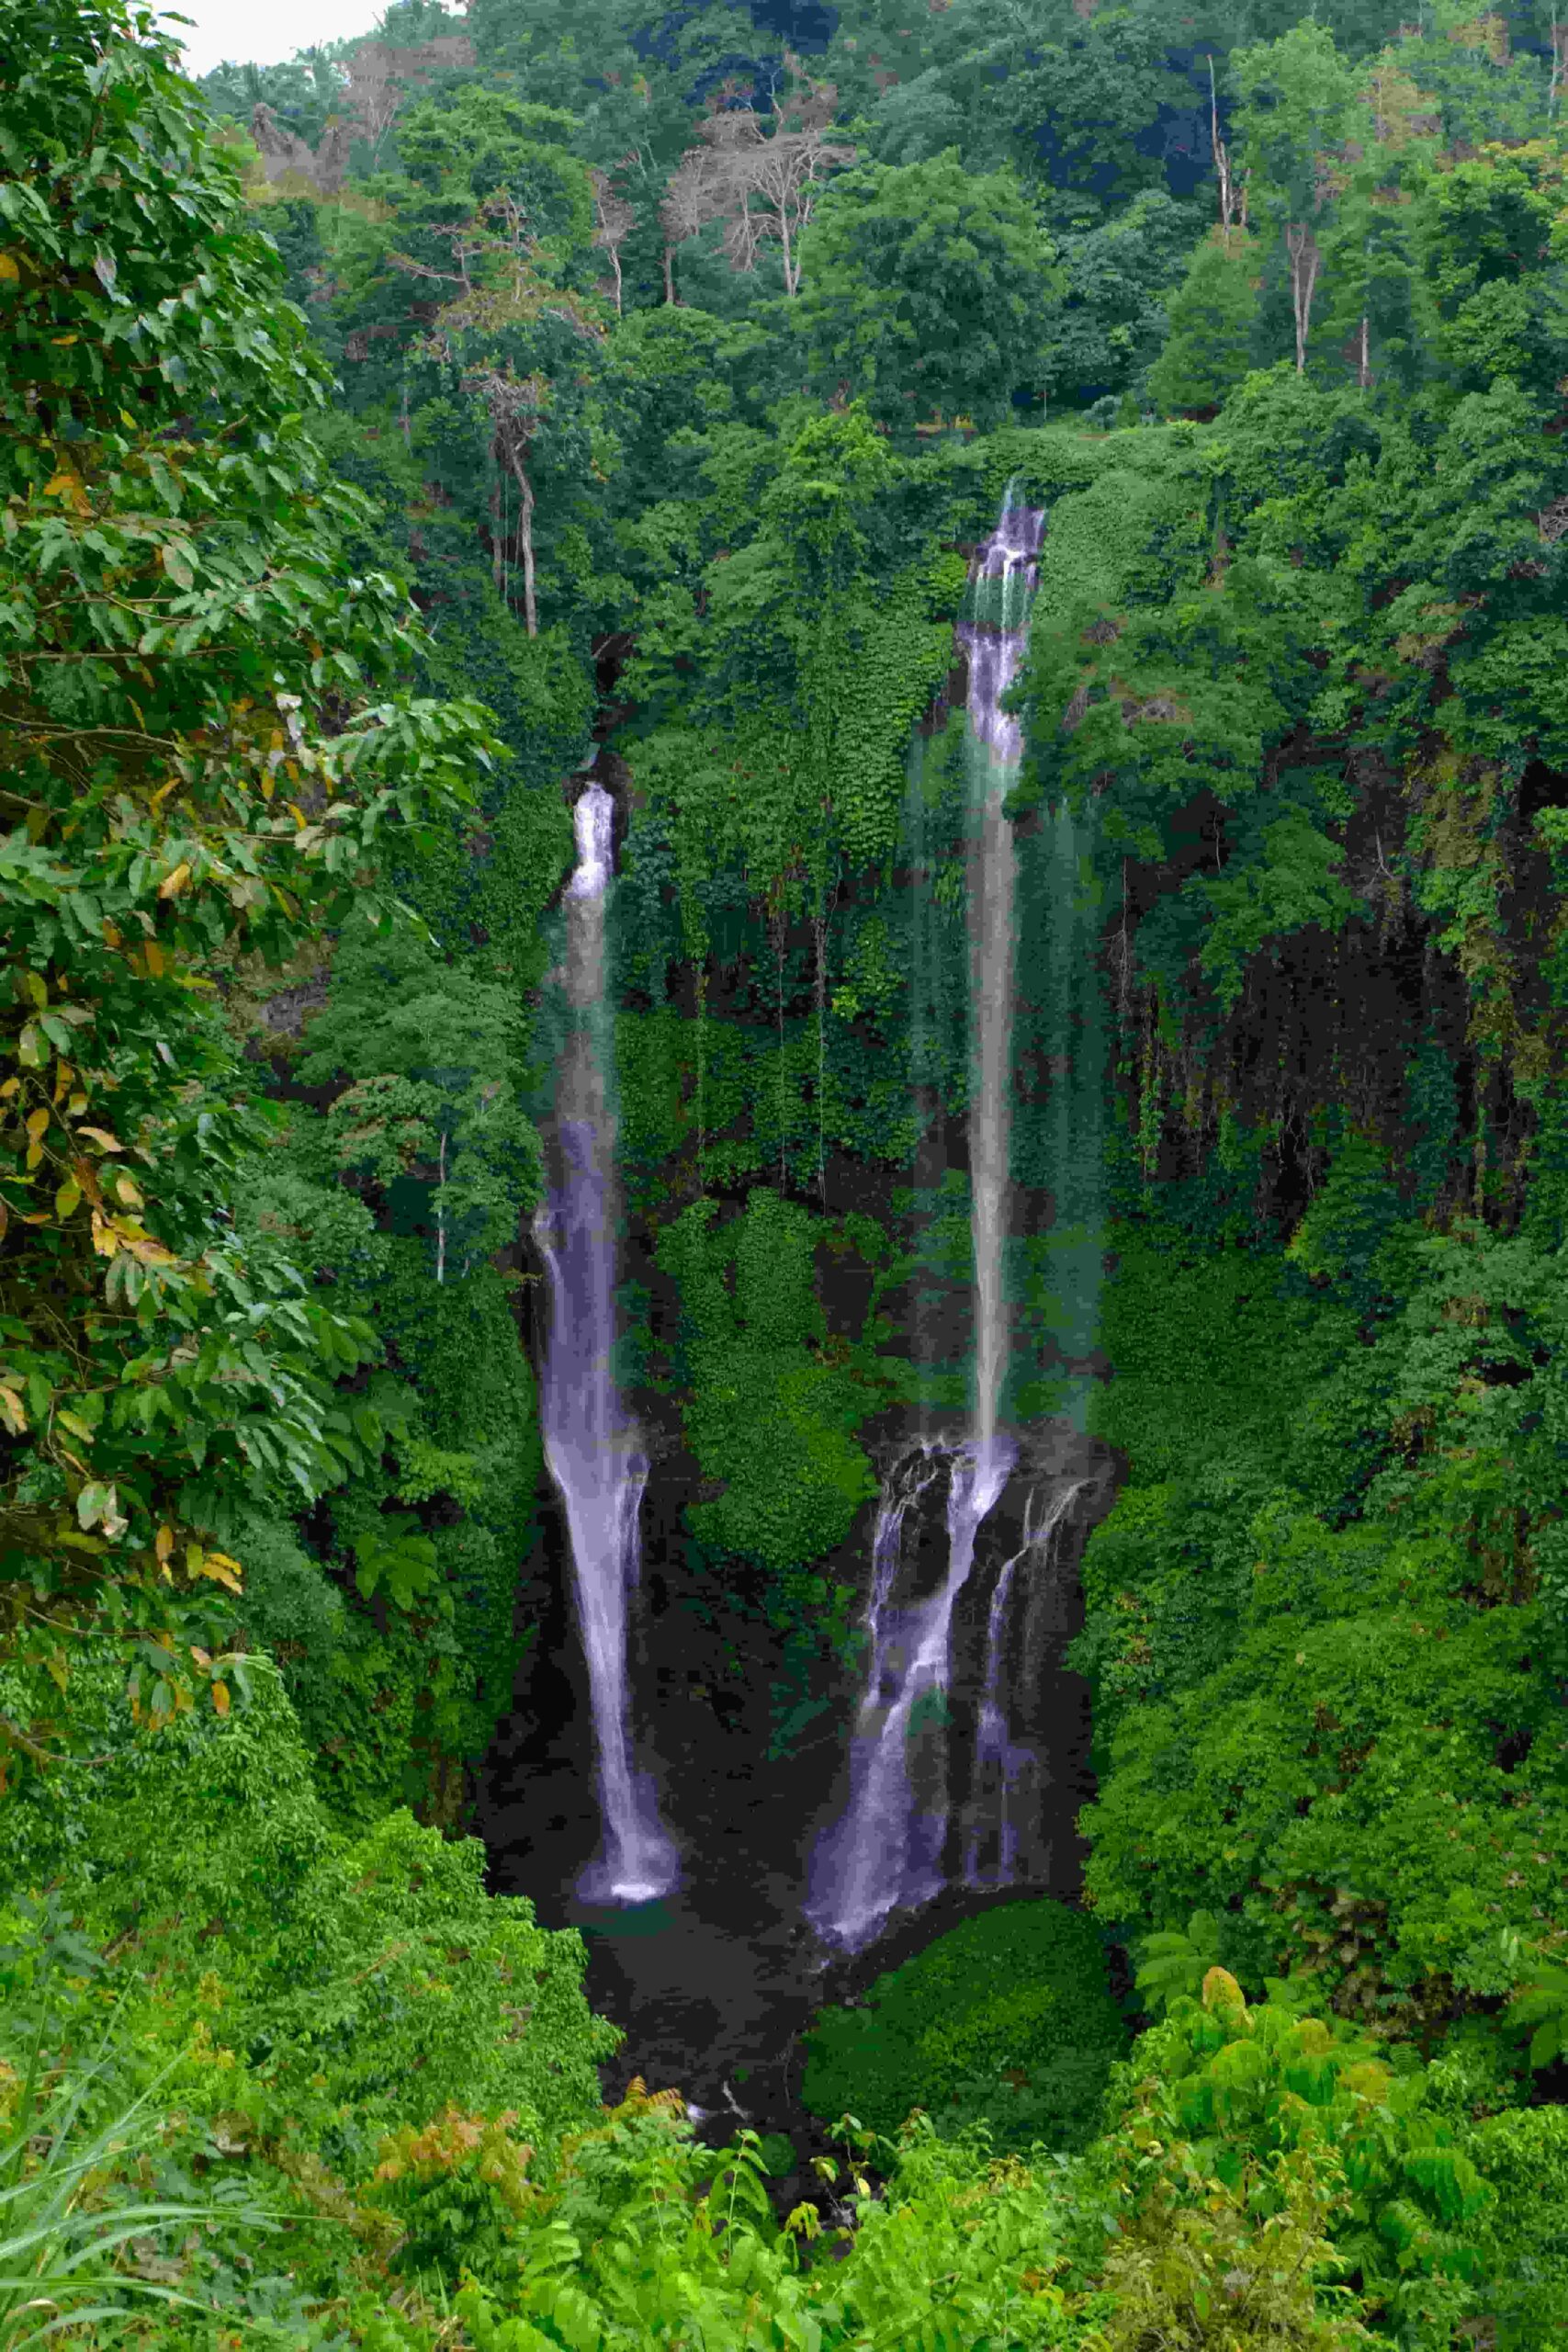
<box><xmin>251</xmin><ymin>38</ymin><xmax>476</xmax><ymax>191</ymax></box>
<box><xmin>1206</xmin><ymin>54</ymin><xmax>1239</xmax><ymax>243</ymax></box>
<box><xmin>660</xmin><ymin>66</ymin><xmax>852</xmax><ymax>301</ymax></box>
<box><xmin>474</xmin><ymin>368</ymin><xmax>547</xmax><ymax>638</ymax></box>
<box><xmin>343</xmin><ymin>37</ymin><xmax>476</xmax><ymax>165</ymax></box>
<box><xmin>659</xmin><ymin>139</ymin><xmax>730</xmax><ymax>302</ymax></box>
<box><xmin>590</xmin><ymin>166</ymin><xmax>637</xmax><ymax>315</ymax></box>
<box><xmin>411</xmin><ymin>194</ymin><xmax>603</xmax><ymax>639</ymax></box>
<box><xmin>341</xmin><ymin>46</ymin><xmax>402</xmax><ymax>166</ymax></box>
<box><xmin>745</xmin><ymin>116</ymin><xmax>853</xmax><ymax>295</ymax></box>
<box><xmin>250</xmin><ymin>102</ymin><xmax>355</xmax><ymax>197</ymax></box>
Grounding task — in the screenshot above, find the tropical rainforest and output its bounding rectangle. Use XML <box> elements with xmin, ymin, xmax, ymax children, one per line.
<box><xmin>5</xmin><ymin>0</ymin><xmax>1568</xmax><ymax>2340</ymax></box>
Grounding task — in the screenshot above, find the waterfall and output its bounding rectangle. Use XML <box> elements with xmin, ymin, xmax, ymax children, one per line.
<box><xmin>959</xmin><ymin>489</ymin><xmax>1045</xmax><ymax>1447</ymax></box>
<box><xmin>807</xmin><ymin>489</ymin><xmax>1047</xmax><ymax>1954</ymax></box>
<box><xmin>963</xmin><ymin>1476</ymin><xmax>1087</xmax><ymax>1889</ymax></box>
<box><xmin>807</xmin><ymin>1440</ymin><xmax>1013</xmax><ymax>1953</ymax></box>
<box><xmin>536</xmin><ymin>783</ymin><xmax>677</xmax><ymax>1905</ymax></box>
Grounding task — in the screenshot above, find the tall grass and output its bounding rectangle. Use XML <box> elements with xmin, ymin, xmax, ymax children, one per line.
<box><xmin>0</xmin><ymin>2012</ymin><xmax>276</xmax><ymax>2349</ymax></box>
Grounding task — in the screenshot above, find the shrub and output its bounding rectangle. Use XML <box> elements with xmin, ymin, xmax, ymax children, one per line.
<box><xmin>802</xmin><ymin>1900</ymin><xmax>1124</xmax><ymax>2152</ymax></box>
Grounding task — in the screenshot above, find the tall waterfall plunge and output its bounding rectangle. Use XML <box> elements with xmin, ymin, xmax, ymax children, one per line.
<box><xmin>807</xmin><ymin>491</ymin><xmax>1062</xmax><ymax>1954</ymax></box>
<box><xmin>536</xmin><ymin>784</ymin><xmax>677</xmax><ymax>1905</ymax></box>
<box><xmin>961</xmin><ymin>492</ymin><xmax>1045</xmax><ymax>1451</ymax></box>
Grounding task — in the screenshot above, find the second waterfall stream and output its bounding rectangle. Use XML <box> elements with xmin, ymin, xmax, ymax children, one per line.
<box><xmin>807</xmin><ymin>487</ymin><xmax>1050</xmax><ymax>1953</ymax></box>
<box><xmin>536</xmin><ymin>781</ymin><xmax>677</xmax><ymax>1905</ymax></box>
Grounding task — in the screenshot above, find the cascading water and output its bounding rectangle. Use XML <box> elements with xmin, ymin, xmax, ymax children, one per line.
<box><xmin>807</xmin><ymin>1441</ymin><xmax>1014</xmax><ymax>1952</ymax></box>
<box><xmin>807</xmin><ymin>490</ymin><xmax>1046</xmax><ymax>1953</ymax></box>
<box><xmin>536</xmin><ymin>783</ymin><xmax>677</xmax><ymax>1905</ymax></box>
<box><xmin>963</xmin><ymin>1477</ymin><xmax>1087</xmax><ymax>1889</ymax></box>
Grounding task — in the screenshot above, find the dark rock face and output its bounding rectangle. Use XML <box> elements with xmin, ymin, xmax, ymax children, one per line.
<box><xmin>474</xmin><ymin>1416</ymin><xmax>1116</xmax><ymax>2137</ymax></box>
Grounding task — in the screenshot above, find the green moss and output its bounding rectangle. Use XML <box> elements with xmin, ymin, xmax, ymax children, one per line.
<box><xmin>655</xmin><ymin>1190</ymin><xmax>884</xmax><ymax>1572</ymax></box>
<box><xmin>802</xmin><ymin>1901</ymin><xmax>1124</xmax><ymax>2154</ymax></box>
<box><xmin>1087</xmin><ymin>1217</ymin><xmax>1352</xmax><ymax>1485</ymax></box>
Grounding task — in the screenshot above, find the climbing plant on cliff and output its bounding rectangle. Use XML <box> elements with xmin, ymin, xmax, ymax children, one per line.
<box><xmin>625</xmin><ymin>409</ymin><xmax>965</xmax><ymax>921</ymax></box>
<box><xmin>0</xmin><ymin>0</ymin><xmax>496</xmax><ymax>1772</ymax></box>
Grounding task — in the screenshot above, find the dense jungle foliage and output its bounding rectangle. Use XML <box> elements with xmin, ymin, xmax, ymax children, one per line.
<box><xmin>4</xmin><ymin>0</ymin><xmax>1568</xmax><ymax>2339</ymax></box>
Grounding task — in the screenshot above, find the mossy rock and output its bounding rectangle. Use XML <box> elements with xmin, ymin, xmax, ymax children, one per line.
<box><xmin>802</xmin><ymin>1900</ymin><xmax>1123</xmax><ymax>2154</ymax></box>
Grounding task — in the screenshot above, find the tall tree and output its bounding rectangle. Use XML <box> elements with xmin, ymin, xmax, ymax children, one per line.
<box><xmin>793</xmin><ymin>151</ymin><xmax>1065</xmax><ymax>432</ymax></box>
<box><xmin>1234</xmin><ymin>22</ymin><xmax>1363</xmax><ymax>373</ymax></box>
<box><xmin>0</xmin><ymin>0</ymin><xmax>491</xmax><ymax>1768</ymax></box>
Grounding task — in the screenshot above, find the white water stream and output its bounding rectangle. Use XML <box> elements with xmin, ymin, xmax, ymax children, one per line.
<box><xmin>536</xmin><ymin>784</ymin><xmax>677</xmax><ymax>1904</ymax></box>
<box><xmin>807</xmin><ymin>490</ymin><xmax>1052</xmax><ymax>1952</ymax></box>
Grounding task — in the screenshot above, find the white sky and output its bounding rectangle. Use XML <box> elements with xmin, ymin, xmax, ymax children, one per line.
<box><xmin>159</xmin><ymin>0</ymin><xmax>393</xmax><ymax>76</ymax></box>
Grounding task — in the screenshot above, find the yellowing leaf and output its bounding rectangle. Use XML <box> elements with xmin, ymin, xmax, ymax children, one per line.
<box><xmin>22</xmin><ymin>970</ymin><xmax>47</xmax><ymax>1009</ymax></box>
<box><xmin>155</xmin><ymin>1523</ymin><xmax>175</xmax><ymax>1563</ymax></box>
<box><xmin>142</xmin><ymin>939</ymin><xmax>164</xmax><ymax>978</ymax></box>
<box><xmin>0</xmin><ymin>1385</ymin><xmax>27</xmax><ymax>1436</ymax></box>
<box><xmin>77</xmin><ymin>1125</ymin><xmax>123</xmax><ymax>1151</ymax></box>
<box><xmin>1201</xmin><ymin>1967</ymin><xmax>1247</xmax><ymax>2016</ymax></box>
<box><xmin>54</xmin><ymin>1178</ymin><xmax>81</xmax><ymax>1218</ymax></box>
<box><xmin>26</xmin><ymin>1108</ymin><xmax>49</xmax><ymax>1141</ymax></box>
<box><xmin>113</xmin><ymin>1173</ymin><xmax>143</xmax><ymax>1208</ymax></box>
<box><xmin>0</xmin><ymin>254</ymin><xmax>19</xmax><ymax>284</ymax></box>
<box><xmin>76</xmin><ymin>1480</ymin><xmax>128</xmax><ymax>1539</ymax></box>
<box><xmin>158</xmin><ymin>862</ymin><xmax>191</xmax><ymax>899</ymax></box>
<box><xmin>212</xmin><ymin>1680</ymin><xmax>231</xmax><ymax>1717</ymax></box>
<box><xmin>56</xmin><ymin>1409</ymin><xmax>95</xmax><ymax>1441</ymax></box>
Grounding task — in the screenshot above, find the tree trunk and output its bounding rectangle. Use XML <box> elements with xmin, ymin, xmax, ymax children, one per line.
<box><xmin>497</xmin><ymin>431</ymin><xmax>538</xmax><ymax>639</ymax></box>
<box><xmin>1208</xmin><ymin>54</ymin><xmax>1237</xmax><ymax>243</ymax></box>
<box><xmin>1284</xmin><ymin>224</ymin><xmax>1320</xmax><ymax>374</ymax></box>
<box><xmin>662</xmin><ymin>242</ymin><xmax>676</xmax><ymax>304</ymax></box>
<box><xmin>813</xmin><ymin>905</ymin><xmax>827</xmax><ymax>1204</ymax></box>
<box><xmin>778</xmin><ymin>200</ymin><xmax>796</xmax><ymax>297</ymax></box>
<box><xmin>490</xmin><ymin>481</ymin><xmax>503</xmax><ymax>596</ymax></box>
<box><xmin>516</xmin><ymin>460</ymin><xmax>536</xmax><ymax>639</ymax></box>
<box><xmin>1359</xmin><ymin>311</ymin><xmax>1371</xmax><ymax>390</ymax></box>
